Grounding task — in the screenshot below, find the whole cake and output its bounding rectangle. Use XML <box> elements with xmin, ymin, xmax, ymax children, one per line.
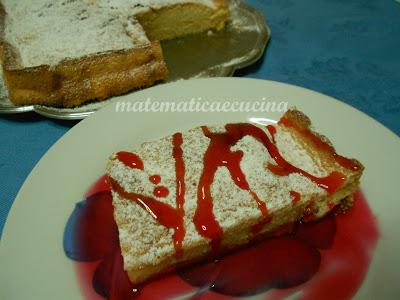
<box><xmin>0</xmin><ymin>0</ymin><xmax>229</xmax><ymax>107</ymax></box>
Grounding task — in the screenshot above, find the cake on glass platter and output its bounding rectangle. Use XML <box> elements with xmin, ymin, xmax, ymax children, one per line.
<box><xmin>0</xmin><ymin>0</ymin><xmax>269</xmax><ymax>118</ymax></box>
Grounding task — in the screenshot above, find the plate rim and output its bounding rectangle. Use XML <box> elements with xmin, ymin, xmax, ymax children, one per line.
<box><xmin>1</xmin><ymin>77</ymin><xmax>400</xmax><ymax>299</ymax></box>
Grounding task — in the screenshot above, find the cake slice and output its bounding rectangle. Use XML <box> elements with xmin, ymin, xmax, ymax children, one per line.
<box><xmin>0</xmin><ymin>0</ymin><xmax>229</xmax><ymax>107</ymax></box>
<box><xmin>130</xmin><ymin>0</ymin><xmax>229</xmax><ymax>41</ymax></box>
<box><xmin>106</xmin><ymin>109</ymin><xmax>363</xmax><ymax>284</ymax></box>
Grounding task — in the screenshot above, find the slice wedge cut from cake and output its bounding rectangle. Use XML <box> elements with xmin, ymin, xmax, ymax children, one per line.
<box><xmin>106</xmin><ymin>109</ymin><xmax>363</xmax><ymax>284</ymax></box>
<box><xmin>0</xmin><ymin>0</ymin><xmax>229</xmax><ymax>107</ymax></box>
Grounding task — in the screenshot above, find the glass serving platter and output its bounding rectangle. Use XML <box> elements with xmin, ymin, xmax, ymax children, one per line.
<box><xmin>0</xmin><ymin>0</ymin><xmax>270</xmax><ymax>120</ymax></box>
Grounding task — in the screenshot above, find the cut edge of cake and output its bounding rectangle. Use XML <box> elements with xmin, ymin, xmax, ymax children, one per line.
<box><xmin>0</xmin><ymin>0</ymin><xmax>229</xmax><ymax>107</ymax></box>
<box><xmin>135</xmin><ymin>0</ymin><xmax>229</xmax><ymax>41</ymax></box>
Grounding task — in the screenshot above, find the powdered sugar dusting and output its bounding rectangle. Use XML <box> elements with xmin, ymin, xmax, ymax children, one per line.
<box><xmin>274</xmin><ymin>127</ymin><xmax>327</xmax><ymax>177</ymax></box>
<box><xmin>98</xmin><ymin>0</ymin><xmax>216</xmax><ymax>11</ymax></box>
<box><xmin>2</xmin><ymin>0</ymin><xmax>217</xmax><ymax>68</ymax></box>
<box><xmin>3</xmin><ymin>0</ymin><xmax>142</xmax><ymax>68</ymax></box>
<box><xmin>106</xmin><ymin>121</ymin><xmax>339</xmax><ymax>272</ymax></box>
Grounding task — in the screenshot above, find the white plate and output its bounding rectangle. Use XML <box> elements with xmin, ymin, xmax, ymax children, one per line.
<box><xmin>0</xmin><ymin>78</ymin><xmax>399</xmax><ymax>299</ymax></box>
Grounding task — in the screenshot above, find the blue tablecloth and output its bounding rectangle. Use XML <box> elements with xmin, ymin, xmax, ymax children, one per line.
<box><xmin>0</xmin><ymin>0</ymin><xmax>399</xmax><ymax>238</ymax></box>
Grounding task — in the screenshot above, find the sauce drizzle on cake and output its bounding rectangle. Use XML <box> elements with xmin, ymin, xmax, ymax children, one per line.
<box><xmin>109</xmin><ymin>177</ymin><xmax>183</xmax><ymax>237</ymax></box>
<box><xmin>279</xmin><ymin>117</ymin><xmax>361</xmax><ymax>171</ymax></box>
<box><xmin>171</xmin><ymin>133</ymin><xmax>186</xmax><ymax>258</ymax></box>
<box><xmin>111</xmin><ymin>134</ymin><xmax>186</xmax><ymax>257</ymax></box>
<box><xmin>290</xmin><ymin>190</ymin><xmax>302</xmax><ymax>205</ymax></box>
<box><xmin>153</xmin><ymin>186</ymin><xmax>169</xmax><ymax>198</ymax></box>
<box><xmin>194</xmin><ymin>123</ymin><xmax>347</xmax><ymax>247</ymax></box>
<box><xmin>194</xmin><ymin>126</ymin><xmax>273</xmax><ymax>246</ymax></box>
<box><xmin>116</xmin><ymin>151</ymin><xmax>144</xmax><ymax>170</ymax></box>
<box><xmin>266</xmin><ymin>124</ymin><xmax>277</xmax><ymax>143</ymax></box>
<box><xmin>149</xmin><ymin>175</ymin><xmax>161</xmax><ymax>184</ymax></box>
<box><xmin>112</xmin><ymin>121</ymin><xmax>350</xmax><ymax>255</ymax></box>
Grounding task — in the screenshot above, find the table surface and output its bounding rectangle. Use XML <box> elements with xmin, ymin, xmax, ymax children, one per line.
<box><xmin>0</xmin><ymin>0</ymin><xmax>399</xmax><ymax>238</ymax></box>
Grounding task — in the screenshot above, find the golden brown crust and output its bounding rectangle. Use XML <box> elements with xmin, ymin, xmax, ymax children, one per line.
<box><xmin>3</xmin><ymin>42</ymin><xmax>168</xmax><ymax>107</ymax></box>
<box><xmin>281</xmin><ymin>109</ymin><xmax>364</xmax><ymax>174</ymax></box>
<box><xmin>0</xmin><ymin>1</ymin><xmax>6</xmax><ymax>64</ymax></box>
<box><xmin>1</xmin><ymin>0</ymin><xmax>229</xmax><ymax>107</ymax></box>
<box><xmin>280</xmin><ymin>109</ymin><xmax>364</xmax><ymax>219</ymax></box>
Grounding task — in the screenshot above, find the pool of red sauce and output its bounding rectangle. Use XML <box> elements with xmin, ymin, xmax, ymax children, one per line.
<box><xmin>71</xmin><ymin>120</ymin><xmax>378</xmax><ymax>299</ymax></box>
<box><xmin>73</xmin><ymin>175</ymin><xmax>378</xmax><ymax>300</ymax></box>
